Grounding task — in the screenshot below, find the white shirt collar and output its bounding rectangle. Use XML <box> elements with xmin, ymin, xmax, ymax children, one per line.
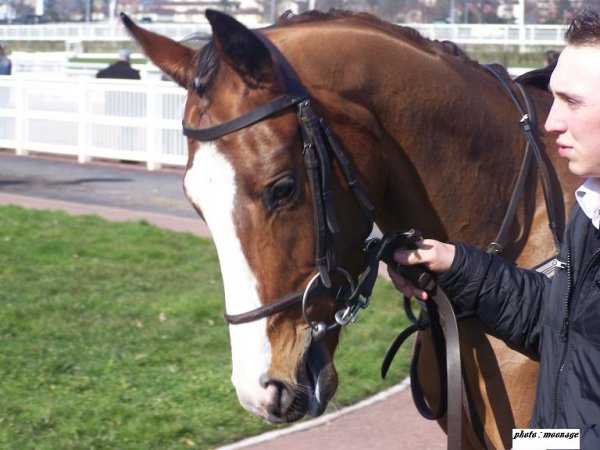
<box><xmin>576</xmin><ymin>178</ymin><xmax>600</xmax><ymax>229</ymax></box>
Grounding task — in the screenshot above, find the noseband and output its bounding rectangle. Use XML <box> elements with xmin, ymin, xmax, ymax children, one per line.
<box><xmin>182</xmin><ymin>31</ymin><xmax>377</xmax><ymax>339</ymax></box>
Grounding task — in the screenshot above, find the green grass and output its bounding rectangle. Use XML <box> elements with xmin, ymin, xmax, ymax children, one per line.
<box><xmin>0</xmin><ymin>206</ymin><xmax>412</xmax><ymax>449</ymax></box>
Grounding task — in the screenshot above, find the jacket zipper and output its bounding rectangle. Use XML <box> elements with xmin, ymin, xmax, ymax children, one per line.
<box><xmin>551</xmin><ymin>243</ymin><xmax>572</xmax><ymax>429</ymax></box>
<box><xmin>551</xmin><ymin>244</ymin><xmax>600</xmax><ymax>427</ymax></box>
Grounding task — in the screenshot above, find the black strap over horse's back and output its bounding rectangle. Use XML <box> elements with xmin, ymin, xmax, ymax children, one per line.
<box><xmin>483</xmin><ymin>64</ymin><xmax>564</xmax><ymax>255</ymax></box>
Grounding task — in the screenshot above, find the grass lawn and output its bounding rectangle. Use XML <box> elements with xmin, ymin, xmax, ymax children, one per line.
<box><xmin>0</xmin><ymin>206</ymin><xmax>413</xmax><ymax>449</ymax></box>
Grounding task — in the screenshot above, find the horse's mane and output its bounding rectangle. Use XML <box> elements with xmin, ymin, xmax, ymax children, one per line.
<box><xmin>190</xmin><ymin>9</ymin><xmax>486</xmax><ymax>92</ymax></box>
<box><xmin>276</xmin><ymin>9</ymin><xmax>479</xmax><ymax>68</ymax></box>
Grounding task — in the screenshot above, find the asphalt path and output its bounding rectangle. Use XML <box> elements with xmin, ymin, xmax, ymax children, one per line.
<box><xmin>0</xmin><ymin>152</ymin><xmax>193</xmax><ymax>218</ymax></box>
<box><xmin>0</xmin><ymin>151</ymin><xmax>446</xmax><ymax>449</ymax></box>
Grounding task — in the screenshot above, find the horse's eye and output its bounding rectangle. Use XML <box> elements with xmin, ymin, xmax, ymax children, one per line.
<box><xmin>264</xmin><ymin>176</ymin><xmax>296</xmax><ymax>211</ymax></box>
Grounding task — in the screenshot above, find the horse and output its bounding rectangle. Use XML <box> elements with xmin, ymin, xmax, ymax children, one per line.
<box><xmin>121</xmin><ymin>10</ymin><xmax>578</xmax><ymax>449</ymax></box>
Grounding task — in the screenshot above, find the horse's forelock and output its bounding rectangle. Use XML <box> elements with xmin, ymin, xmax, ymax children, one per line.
<box><xmin>181</xmin><ymin>36</ymin><xmax>220</xmax><ymax>94</ymax></box>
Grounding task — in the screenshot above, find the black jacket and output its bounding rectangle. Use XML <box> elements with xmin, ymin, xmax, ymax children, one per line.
<box><xmin>438</xmin><ymin>205</ymin><xmax>600</xmax><ymax>448</ymax></box>
<box><xmin>96</xmin><ymin>61</ymin><xmax>140</xmax><ymax>80</ymax></box>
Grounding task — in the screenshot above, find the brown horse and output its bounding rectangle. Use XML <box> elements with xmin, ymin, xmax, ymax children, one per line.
<box><xmin>122</xmin><ymin>10</ymin><xmax>578</xmax><ymax>449</ymax></box>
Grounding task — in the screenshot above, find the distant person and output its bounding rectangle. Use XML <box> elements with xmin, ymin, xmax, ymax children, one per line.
<box><xmin>96</xmin><ymin>49</ymin><xmax>140</xmax><ymax>80</ymax></box>
<box><xmin>0</xmin><ymin>44</ymin><xmax>12</xmax><ymax>75</ymax></box>
<box><xmin>544</xmin><ymin>49</ymin><xmax>561</xmax><ymax>67</ymax></box>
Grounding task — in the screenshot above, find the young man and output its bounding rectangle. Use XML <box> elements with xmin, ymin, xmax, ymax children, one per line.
<box><xmin>388</xmin><ymin>8</ymin><xmax>600</xmax><ymax>447</ymax></box>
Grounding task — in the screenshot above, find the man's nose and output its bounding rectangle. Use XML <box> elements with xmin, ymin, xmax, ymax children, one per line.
<box><xmin>544</xmin><ymin>102</ymin><xmax>564</xmax><ymax>134</ymax></box>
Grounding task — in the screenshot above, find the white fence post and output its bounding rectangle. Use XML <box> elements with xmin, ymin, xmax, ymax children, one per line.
<box><xmin>77</xmin><ymin>79</ymin><xmax>92</xmax><ymax>164</ymax></box>
<box><xmin>14</xmin><ymin>77</ymin><xmax>26</xmax><ymax>156</ymax></box>
<box><xmin>145</xmin><ymin>82</ymin><xmax>160</xmax><ymax>171</ymax></box>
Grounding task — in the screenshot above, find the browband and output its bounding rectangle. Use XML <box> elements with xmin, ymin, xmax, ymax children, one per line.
<box><xmin>182</xmin><ymin>93</ymin><xmax>306</xmax><ymax>142</ymax></box>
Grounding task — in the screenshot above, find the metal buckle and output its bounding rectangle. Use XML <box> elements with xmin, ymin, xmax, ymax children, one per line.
<box><xmin>334</xmin><ymin>295</ymin><xmax>370</xmax><ymax>326</ymax></box>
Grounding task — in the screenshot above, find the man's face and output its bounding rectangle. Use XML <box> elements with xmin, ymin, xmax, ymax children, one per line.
<box><xmin>546</xmin><ymin>45</ymin><xmax>600</xmax><ymax>178</ymax></box>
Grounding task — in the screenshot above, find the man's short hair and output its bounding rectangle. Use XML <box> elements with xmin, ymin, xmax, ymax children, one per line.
<box><xmin>118</xmin><ymin>49</ymin><xmax>131</xmax><ymax>60</ymax></box>
<box><xmin>566</xmin><ymin>8</ymin><xmax>600</xmax><ymax>46</ymax></box>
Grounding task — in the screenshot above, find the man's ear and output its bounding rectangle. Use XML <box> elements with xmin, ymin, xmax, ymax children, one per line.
<box><xmin>205</xmin><ymin>9</ymin><xmax>276</xmax><ymax>87</ymax></box>
<box><xmin>120</xmin><ymin>12</ymin><xmax>196</xmax><ymax>88</ymax></box>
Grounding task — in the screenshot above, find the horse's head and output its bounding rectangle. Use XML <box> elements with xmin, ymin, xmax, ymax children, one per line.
<box><xmin>122</xmin><ymin>11</ymin><xmax>374</xmax><ymax>422</ymax></box>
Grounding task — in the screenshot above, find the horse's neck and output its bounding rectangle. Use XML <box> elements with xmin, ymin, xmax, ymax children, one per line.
<box><xmin>293</xmin><ymin>31</ymin><xmax>526</xmax><ymax>246</ymax></box>
<box><xmin>277</xmin><ymin>23</ymin><xmax>566</xmax><ymax>255</ymax></box>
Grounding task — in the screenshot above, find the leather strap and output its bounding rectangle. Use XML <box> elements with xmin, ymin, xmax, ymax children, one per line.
<box><xmin>426</xmin><ymin>280</ymin><xmax>463</xmax><ymax>450</ymax></box>
<box><xmin>182</xmin><ymin>31</ymin><xmax>309</xmax><ymax>142</ymax></box>
<box><xmin>487</xmin><ymin>142</ymin><xmax>533</xmax><ymax>255</ymax></box>
<box><xmin>378</xmin><ymin>230</ymin><xmax>463</xmax><ymax>450</ymax></box>
<box><xmin>223</xmin><ymin>290</ymin><xmax>303</xmax><ymax>325</ymax></box>
<box><xmin>484</xmin><ymin>65</ymin><xmax>563</xmax><ymax>254</ymax></box>
<box><xmin>298</xmin><ymin>101</ymin><xmax>340</xmax><ymax>287</ymax></box>
<box><xmin>395</xmin><ymin>270</ymin><xmax>464</xmax><ymax>450</ymax></box>
<box><xmin>182</xmin><ymin>94</ymin><xmax>304</xmax><ymax>142</ymax></box>
<box><xmin>223</xmin><ymin>282</ymin><xmax>342</xmax><ymax>325</ymax></box>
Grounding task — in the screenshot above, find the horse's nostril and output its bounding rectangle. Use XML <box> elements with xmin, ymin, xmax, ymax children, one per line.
<box><xmin>259</xmin><ymin>373</ymin><xmax>270</xmax><ymax>388</ymax></box>
<box><xmin>264</xmin><ymin>379</ymin><xmax>293</xmax><ymax>418</ymax></box>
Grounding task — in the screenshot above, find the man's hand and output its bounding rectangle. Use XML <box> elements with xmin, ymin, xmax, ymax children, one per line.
<box><xmin>387</xmin><ymin>239</ymin><xmax>456</xmax><ymax>300</ymax></box>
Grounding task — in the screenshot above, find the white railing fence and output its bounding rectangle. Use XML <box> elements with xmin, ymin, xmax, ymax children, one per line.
<box><xmin>0</xmin><ymin>75</ymin><xmax>187</xmax><ymax>170</ymax></box>
<box><xmin>0</xmin><ymin>63</ymin><xmax>534</xmax><ymax>172</ymax></box>
<box><xmin>412</xmin><ymin>23</ymin><xmax>567</xmax><ymax>46</ymax></box>
<box><xmin>10</xmin><ymin>52</ymin><xmax>165</xmax><ymax>80</ymax></box>
<box><xmin>0</xmin><ymin>22</ymin><xmax>568</xmax><ymax>48</ymax></box>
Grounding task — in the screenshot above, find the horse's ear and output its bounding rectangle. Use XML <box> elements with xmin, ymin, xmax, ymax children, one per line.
<box><xmin>120</xmin><ymin>13</ymin><xmax>196</xmax><ymax>88</ymax></box>
<box><xmin>205</xmin><ymin>10</ymin><xmax>275</xmax><ymax>87</ymax></box>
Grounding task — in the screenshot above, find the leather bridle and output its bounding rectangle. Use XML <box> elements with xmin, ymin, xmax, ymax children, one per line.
<box><xmin>182</xmin><ymin>31</ymin><xmax>376</xmax><ymax>339</ymax></box>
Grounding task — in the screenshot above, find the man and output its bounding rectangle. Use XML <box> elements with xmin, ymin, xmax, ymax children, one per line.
<box><xmin>388</xmin><ymin>8</ymin><xmax>600</xmax><ymax>448</ymax></box>
<box><xmin>96</xmin><ymin>49</ymin><xmax>140</xmax><ymax>80</ymax></box>
<box><xmin>0</xmin><ymin>44</ymin><xmax>12</xmax><ymax>75</ymax></box>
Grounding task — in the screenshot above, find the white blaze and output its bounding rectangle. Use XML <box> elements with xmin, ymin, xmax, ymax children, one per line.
<box><xmin>184</xmin><ymin>143</ymin><xmax>271</xmax><ymax>415</ymax></box>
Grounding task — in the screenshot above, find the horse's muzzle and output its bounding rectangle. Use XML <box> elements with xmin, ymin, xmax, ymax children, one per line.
<box><xmin>256</xmin><ymin>337</ymin><xmax>337</xmax><ymax>423</ymax></box>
